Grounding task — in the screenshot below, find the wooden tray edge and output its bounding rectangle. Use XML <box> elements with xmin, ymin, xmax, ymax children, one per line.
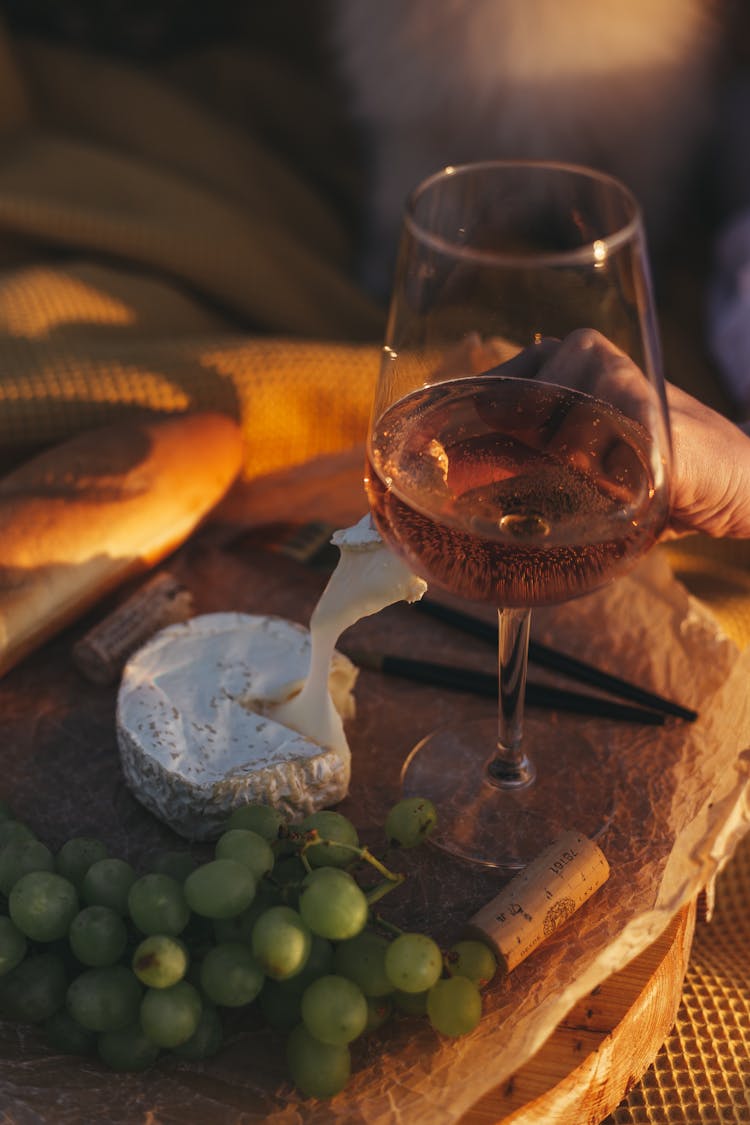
<box><xmin>463</xmin><ymin>901</ymin><xmax>696</xmax><ymax>1124</ymax></box>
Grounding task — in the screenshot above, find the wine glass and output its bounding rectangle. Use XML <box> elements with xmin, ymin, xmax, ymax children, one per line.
<box><xmin>364</xmin><ymin>161</ymin><xmax>672</xmax><ymax>869</ymax></box>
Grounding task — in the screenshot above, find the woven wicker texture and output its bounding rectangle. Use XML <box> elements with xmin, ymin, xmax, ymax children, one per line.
<box><xmin>605</xmin><ymin>826</ymin><xmax>750</xmax><ymax>1124</ymax></box>
<box><xmin>602</xmin><ymin>408</ymin><xmax>750</xmax><ymax>1118</ymax></box>
<box><xmin>0</xmin><ymin>18</ymin><xmax>747</xmax><ymax>1123</ymax></box>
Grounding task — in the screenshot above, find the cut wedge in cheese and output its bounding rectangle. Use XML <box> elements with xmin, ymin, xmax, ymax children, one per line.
<box><xmin>117</xmin><ymin>516</ymin><xmax>427</xmax><ymax>841</ymax></box>
<box><xmin>116</xmin><ymin>613</ymin><xmax>357</xmax><ymax>840</ymax></box>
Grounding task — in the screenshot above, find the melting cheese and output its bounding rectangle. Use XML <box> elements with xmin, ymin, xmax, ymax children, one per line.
<box><xmin>270</xmin><ymin>515</ymin><xmax>427</xmax><ymax>751</ymax></box>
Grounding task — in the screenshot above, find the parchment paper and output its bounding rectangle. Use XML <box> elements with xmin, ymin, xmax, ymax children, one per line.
<box><xmin>0</xmin><ymin>538</ymin><xmax>748</xmax><ymax>1125</ymax></box>
<box><xmin>261</xmin><ymin>550</ymin><xmax>750</xmax><ymax>1125</ymax></box>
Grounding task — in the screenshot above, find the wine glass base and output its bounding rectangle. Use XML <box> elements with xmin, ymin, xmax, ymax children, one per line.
<box><xmin>401</xmin><ymin>715</ymin><xmax>615</xmax><ymax>870</ymax></box>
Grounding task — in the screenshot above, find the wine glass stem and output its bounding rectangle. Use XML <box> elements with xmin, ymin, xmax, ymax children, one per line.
<box><xmin>488</xmin><ymin>607</ymin><xmax>536</xmax><ymax>789</ymax></box>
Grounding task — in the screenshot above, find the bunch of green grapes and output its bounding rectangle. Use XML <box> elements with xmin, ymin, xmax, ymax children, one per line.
<box><xmin>0</xmin><ymin>795</ymin><xmax>497</xmax><ymax>1100</ymax></box>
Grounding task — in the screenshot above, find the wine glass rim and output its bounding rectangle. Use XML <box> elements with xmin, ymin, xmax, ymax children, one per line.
<box><xmin>404</xmin><ymin>159</ymin><xmax>644</xmax><ymax>267</ymax></box>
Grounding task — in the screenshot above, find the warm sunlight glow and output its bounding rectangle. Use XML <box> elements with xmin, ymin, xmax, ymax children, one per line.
<box><xmin>593</xmin><ymin>240</ymin><xmax>608</xmax><ymax>265</ymax></box>
<box><xmin>0</xmin><ymin>268</ymin><xmax>136</xmax><ymax>337</ymax></box>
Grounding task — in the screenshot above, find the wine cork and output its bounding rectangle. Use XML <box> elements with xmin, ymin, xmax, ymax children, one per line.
<box><xmin>73</xmin><ymin>572</ymin><xmax>194</xmax><ymax>684</ymax></box>
<box><xmin>467</xmin><ymin>830</ymin><xmax>610</xmax><ymax>973</ymax></box>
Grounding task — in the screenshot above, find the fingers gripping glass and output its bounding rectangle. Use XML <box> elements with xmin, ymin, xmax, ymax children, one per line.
<box><xmin>365</xmin><ymin>161</ymin><xmax>671</xmax><ymax>869</ymax></box>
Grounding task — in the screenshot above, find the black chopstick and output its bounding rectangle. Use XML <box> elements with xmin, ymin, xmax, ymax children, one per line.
<box><xmin>412</xmin><ymin>598</ymin><xmax>698</xmax><ymax>722</ymax></box>
<box><xmin>258</xmin><ymin>518</ymin><xmax>696</xmax><ymax>722</ymax></box>
<box><xmin>348</xmin><ymin>650</ymin><xmax>665</xmax><ymax>726</ymax></box>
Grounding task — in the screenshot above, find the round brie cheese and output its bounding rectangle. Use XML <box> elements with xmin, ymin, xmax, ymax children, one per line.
<box><xmin>116</xmin><ymin>613</ymin><xmax>357</xmax><ymax>840</ymax></box>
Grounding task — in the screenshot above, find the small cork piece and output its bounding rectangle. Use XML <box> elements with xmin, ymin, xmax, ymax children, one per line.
<box><xmin>73</xmin><ymin>572</ymin><xmax>194</xmax><ymax>684</ymax></box>
<box><xmin>467</xmin><ymin>830</ymin><xmax>610</xmax><ymax>974</ymax></box>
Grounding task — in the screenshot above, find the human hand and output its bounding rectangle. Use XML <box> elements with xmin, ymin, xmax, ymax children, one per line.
<box><xmin>665</xmin><ymin>380</ymin><xmax>750</xmax><ymax>538</ymax></box>
<box><xmin>475</xmin><ymin>329</ymin><xmax>750</xmax><ymax>540</ymax></box>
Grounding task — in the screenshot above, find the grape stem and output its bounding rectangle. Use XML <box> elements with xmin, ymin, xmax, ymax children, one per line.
<box><xmin>373</xmin><ymin>914</ymin><xmax>405</xmax><ymax>938</ymax></box>
<box><xmin>359</xmin><ymin>845</ymin><xmax>403</xmax><ymax>883</ymax></box>
<box><xmin>364</xmin><ymin>873</ymin><xmax>406</xmax><ymax>907</ymax></box>
<box><xmin>295</xmin><ymin>831</ymin><xmax>406</xmax><ymax>886</ymax></box>
<box><xmin>277</xmin><ymin>830</ymin><xmax>408</xmax><ymax>907</ymax></box>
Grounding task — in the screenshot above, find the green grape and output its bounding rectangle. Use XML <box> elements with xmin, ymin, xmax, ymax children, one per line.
<box><xmin>82</xmin><ymin>858</ymin><xmax>137</xmax><ymax>914</ymax></box>
<box><xmin>286</xmin><ymin>1023</ymin><xmax>351</xmax><ymax>1100</ymax></box>
<box><xmin>227</xmin><ymin>803</ymin><xmax>285</xmax><ymax>841</ymax></box>
<box><xmin>299</xmin><ymin>810</ymin><xmax>359</xmax><ymax>868</ymax></box>
<box><xmin>215</xmin><ymin>829</ymin><xmax>274</xmax><ymax>881</ymax></box>
<box><xmin>392</xmin><ymin>988</ymin><xmax>429</xmax><ymax>1016</ymax></box>
<box><xmin>147</xmin><ymin>850</ymin><xmax>198</xmax><ymax>883</ymax></box>
<box><xmin>251</xmin><ymin>905</ymin><xmax>311</xmax><ymax>980</ymax></box>
<box><xmin>9</xmin><ymin>870</ymin><xmax>79</xmax><ymax>942</ymax></box>
<box><xmin>300</xmin><ymin>974</ymin><xmax>367</xmax><ymax>1046</ymax></box>
<box><xmin>364</xmin><ymin>995</ymin><xmax>392</xmax><ymax>1034</ymax></box>
<box><xmin>56</xmin><ymin>837</ymin><xmax>109</xmax><ymax>892</ymax></box>
<box><xmin>333</xmin><ymin>930</ymin><xmax>393</xmax><ymax>997</ymax></box>
<box><xmin>384</xmin><ymin>798</ymin><xmax>438</xmax><ymax>848</ymax></box>
<box><xmin>256</xmin><ymin>932</ymin><xmax>332</xmax><ymax>1029</ymax></box>
<box><xmin>285</xmin><ymin>933</ymin><xmax>334</xmax><ymax>990</ymax></box>
<box><xmin>212</xmin><ymin>885</ymin><xmax>280</xmax><ymax>944</ymax></box>
<box><xmin>427</xmin><ymin>975</ymin><xmax>482</xmax><ymax>1037</ymax></box>
<box><xmin>199</xmin><ymin>942</ymin><xmax>264</xmax><ymax>1007</ymax></box>
<box><xmin>276</xmin><ymin>934</ymin><xmax>330</xmax><ymax>993</ymax></box>
<box><xmin>132</xmin><ymin>934</ymin><xmax>188</xmax><ymax>989</ymax></box>
<box><xmin>298</xmin><ymin>867</ymin><xmax>368</xmax><ymax>942</ymax></box>
<box><xmin>445</xmin><ymin>939</ymin><xmax>498</xmax><ymax>988</ymax></box>
<box><xmin>0</xmin><ymin>838</ymin><xmax>55</xmax><ymax>895</ymax></box>
<box><xmin>172</xmin><ymin>1003</ymin><xmax>223</xmax><ymax>1060</ymax></box>
<box><xmin>183</xmin><ymin>859</ymin><xmax>255</xmax><ymax>920</ymax></box>
<box><xmin>44</xmin><ymin>1008</ymin><xmax>96</xmax><ymax>1056</ymax></box>
<box><xmin>0</xmin><ymin>952</ymin><xmax>67</xmax><ymax>1022</ymax></box>
<box><xmin>384</xmin><ymin>933</ymin><xmax>443</xmax><ymax>994</ymax></box>
<box><xmin>69</xmin><ymin>906</ymin><xmax>128</xmax><ymax>967</ymax></box>
<box><xmin>0</xmin><ymin>820</ymin><xmax>36</xmax><ymax>849</ymax></box>
<box><xmin>66</xmin><ymin>965</ymin><xmax>142</xmax><ymax>1032</ymax></box>
<box><xmin>128</xmin><ymin>873</ymin><xmax>190</xmax><ymax>936</ymax></box>
<box><xmin>0</xmin><ymin>915</ymin><xmax>27</xmax><ymax>976</ymax></box>
<box><xmin>97</xmin><ymin>1023</ymin><xmax>160</xmax><ymax>1072</ymax></box>
<box><xmin>140</xmin><ymin>979</ymin><xmax>202</xmax><ymax>1047</ymax></box>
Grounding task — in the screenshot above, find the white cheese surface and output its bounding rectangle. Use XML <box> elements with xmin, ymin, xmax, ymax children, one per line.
<box><xmin>116</xmin><ymin>613</ymin><xmax>356</xmax><ymax>840</ymax></box>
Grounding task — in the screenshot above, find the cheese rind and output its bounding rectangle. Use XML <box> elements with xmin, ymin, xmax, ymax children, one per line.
<box><xmin>116</xmin><ymin>613</ymin><xmax>356</xmax><ymax>840</ymax></box>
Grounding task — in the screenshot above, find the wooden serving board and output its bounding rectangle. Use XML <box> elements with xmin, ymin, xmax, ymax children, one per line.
<box><xmin>0</xmin><ymin>447</ymin><xmax>698</xmax><ymax>1125</ymax></box>
<box><xmin>465</xmin><ymin>902</ymin><xmax>695</xmax><ymax>1123</ymax></box>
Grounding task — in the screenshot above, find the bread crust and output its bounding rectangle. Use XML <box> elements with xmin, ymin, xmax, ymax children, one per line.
<box><xmin>0</xmin><ymin>411</ymin><xmax>243</xmax><ymax>674</ymax></box>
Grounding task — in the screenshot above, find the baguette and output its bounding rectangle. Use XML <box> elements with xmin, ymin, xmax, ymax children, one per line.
<box><xmin>0</xmin><ymin>411</ymin><xmax>243</xmax><ymax>677</ymax></box>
